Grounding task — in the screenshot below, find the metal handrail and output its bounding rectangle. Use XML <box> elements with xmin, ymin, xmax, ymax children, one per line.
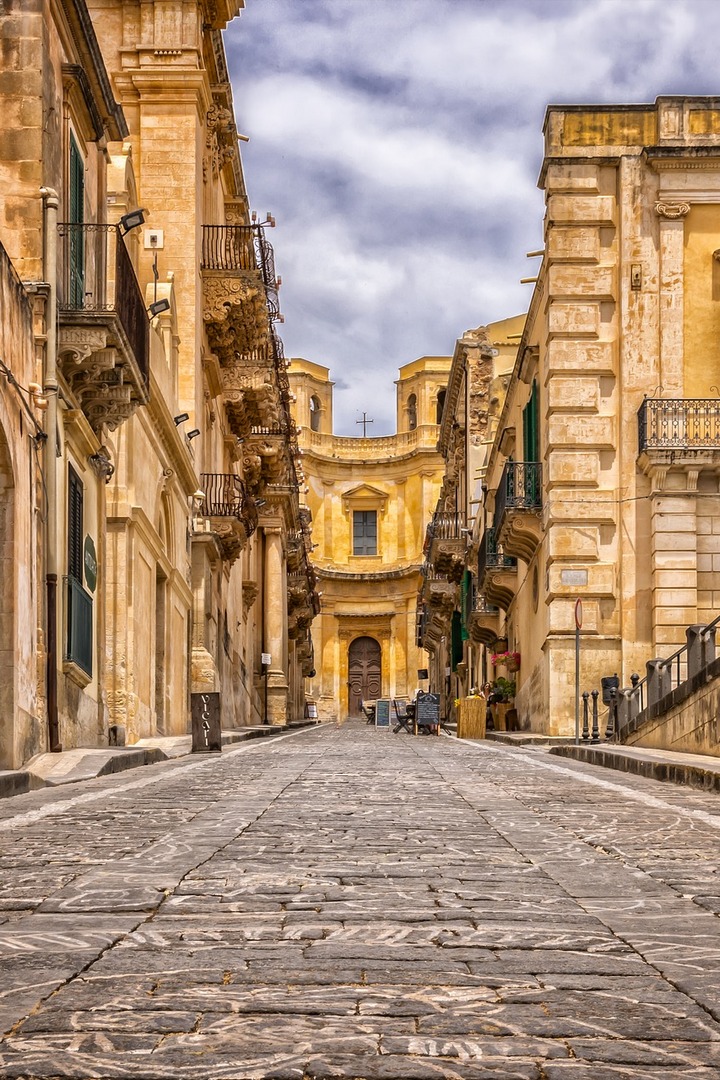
<box><xmin>618</xmin><ymin>611</ymin><xmax>720</xmax><ymax>722</ymax></box>
<box><xmin>638</xmin><ymin>397</ymin><xmax>720</xmax><ymax>451</ymax></box>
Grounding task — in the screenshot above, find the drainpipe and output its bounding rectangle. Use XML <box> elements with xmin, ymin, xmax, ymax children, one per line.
<box><xmin>40</xmin><ymin>187</ymin><xmax>61</xmax><ymax>752</ymax></box>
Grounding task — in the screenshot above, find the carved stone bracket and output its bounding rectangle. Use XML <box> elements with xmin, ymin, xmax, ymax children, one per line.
<box><xmin>58</xmin><ymin>323</ymin><xmax>146</xmax><ymax>434</ymax></box>
<box><xmin>242</xmin><ymin>580</ymin><xmax>259</xmax><ymax>613</ymax></box>
<box><xmin>202</xmin><ymin>270</ymin><xmax>269</xmax><ymax>361</ymax></box>
<box><xmin>655</xmin><ymin>201</ymin><xmax>690</xmax><ymax>219</ymax></box>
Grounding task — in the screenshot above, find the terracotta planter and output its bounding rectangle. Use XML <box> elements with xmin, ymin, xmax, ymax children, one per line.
<box><xmin>506</xmin><ymin>658</ymin><xmax>520</xmax><ymax>673</ymax></box>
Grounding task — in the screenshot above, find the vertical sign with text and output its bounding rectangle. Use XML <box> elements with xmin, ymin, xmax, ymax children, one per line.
<box><xmin>191</xmin><ymin>692</ymin><xmax>222</xmax><ymax>753</ymax></box>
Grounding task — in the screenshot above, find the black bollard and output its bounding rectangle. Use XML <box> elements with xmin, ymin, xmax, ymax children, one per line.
<box><xmin>605</xmin><ymin>687</ymin><xmax>617</xmax><ymax>741</ymax></box>
<box><xmin>591</xmin><ymin>689</ymin><xmax>600</xmax><ymax>743</ymax></box>
<box><xmin>582</xmin><ymin>691</ymin><xmax>590</xmax><ymax>741</ymax></box>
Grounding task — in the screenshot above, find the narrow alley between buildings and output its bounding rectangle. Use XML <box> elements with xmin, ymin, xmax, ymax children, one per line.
<box><xmin>1</xmin><ymin>723</ymin><xmax>720</xmax><ymax>1079</ymax></box>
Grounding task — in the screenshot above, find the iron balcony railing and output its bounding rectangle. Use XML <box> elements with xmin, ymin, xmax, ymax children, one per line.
<box><xmin>477</xmin><ymin>528</ymin><xmax>516</xmax><ymax>580</ymax></box>
<box><xmin>430</xmin><ymin>511</ymin><xmax>464</xmax><ymax>541</ymax></box>
<box><xmin>493</xmin><ymin>461</ymin><xmax>542</xmax><ymax>535</ymax></box>
<box><xmin>65</xmin><ymin>574</ymin><xmax>93</xmax><ymax>677</ymax></box>
<box><xmin>473</xmin><ymin>593</ymin><xmax>499</xmax><ymax>615</ymax></box>
<box><xmin>57</xmin><ymin>223</ymin><xmax>149</xmax><ymax>385</ymax></box>
<box><xmin>199</xmin><ymin>474</ymin><xmax>257</xmax><ymax>536</ymax></box>
<box><xmin>424</xmin><ymin>511</ymin><xmax>464</xmax><ymax>553</ymax></box>
<box><xmin>420</xmin><ymin>563</ymin><xmax>451</xmax><ymax>582</ymax></box>
<box><xmin>638</xmin><ymin>397</ymin><xmax>720</xmax><ymax>451</ymax></box>
<box><xmin>201</xmin><ymin>224</ymin><xmax>280</xmax><ymax>320</ymax></box>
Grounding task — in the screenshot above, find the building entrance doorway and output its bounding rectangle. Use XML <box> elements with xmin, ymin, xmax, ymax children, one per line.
<box><xmin>348</xmin><ymin>636</ymin><xmax>381</xmax><ymax>715</ymax></box>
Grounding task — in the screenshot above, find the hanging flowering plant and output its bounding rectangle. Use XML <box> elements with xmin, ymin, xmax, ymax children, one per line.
<box><xmin>490</xmin><ymin>650</ymin><xmax>521</xmax><ymax>667</ymax></box>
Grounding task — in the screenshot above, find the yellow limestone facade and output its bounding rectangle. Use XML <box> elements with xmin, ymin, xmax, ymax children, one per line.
<box><xmin>465</xmin><ymin>98</ymin><xmax>720</xmax><ymax>736</ymax></box>
<box><xmin>0</xmin><ymin>0</ymin><xmax>316</xmax><ymax>767</ymax></box>
<box><xmin>417</xmin><ymin>317</ymin><xmax>524</xmax><ymax>722</ymax></box>
<box><xmin>289</xmin><ymin>357</ymin><xmax>450</xmax><ymax>721</ymax></box>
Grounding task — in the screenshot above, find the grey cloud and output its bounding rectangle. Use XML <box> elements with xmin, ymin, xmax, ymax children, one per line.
<box><xmin>228</xmin><ymin>0</ymin><xmax>720</xmax><ymax>434</ymax></box>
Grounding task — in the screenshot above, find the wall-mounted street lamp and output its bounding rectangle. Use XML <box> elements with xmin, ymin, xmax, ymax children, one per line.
<box><xmin>186</xmin><ymin>429</ymin><xmax>200</xmax><ymax>441</ymax></box>
<box><xmin>147</xmin><ymin>298</ymin><xmax>170</xmax><ymax>318</ymax></box>
<box><xmin>173</xmin><ymin>413</ymin><xmax>189</xmax><ymax>426</ymax></box>
<box><xmin>118</xmin><ymin>208</ymin><xmax>147</xmax><ymax>235</ymax></box>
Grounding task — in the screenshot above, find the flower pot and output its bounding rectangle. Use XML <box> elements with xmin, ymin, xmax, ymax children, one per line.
<box><xmin>506</xmin><ymin>658</ymin><xmax>520</xmax><ymax>673</ymax></box>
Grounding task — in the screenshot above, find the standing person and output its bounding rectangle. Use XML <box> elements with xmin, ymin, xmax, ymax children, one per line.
<box><xmin>480</xmin><ymin>682</ymin><xmax>494</xmax><ymax>732</ymax></box>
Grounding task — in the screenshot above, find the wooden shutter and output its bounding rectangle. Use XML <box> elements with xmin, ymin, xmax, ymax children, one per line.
<box><xmin>523</xmin><ymin>379</ymin><xmax>539</xmax><ymax>463</ymax></box>
<box><xmin>69</xmin><ymin>135</ymin><xmax>85</xmax><ymax>307</ymax></box>
<box><xmin>68</xmin><ymin>465</ymin><xmax>83</xmax><ymax>583</ymax></box>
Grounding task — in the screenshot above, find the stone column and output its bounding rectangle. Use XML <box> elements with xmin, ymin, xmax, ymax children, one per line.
<box><xmin>263</xmin><ymin>525</ymin><xmax>288</xmax><ymax>725</ymax></box>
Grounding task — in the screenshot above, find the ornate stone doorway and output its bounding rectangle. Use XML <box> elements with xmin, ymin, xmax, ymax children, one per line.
<box><xmin>347</xmin><ymin>636</ymin><xmax>381</xmax><ymax>715</ymax></box>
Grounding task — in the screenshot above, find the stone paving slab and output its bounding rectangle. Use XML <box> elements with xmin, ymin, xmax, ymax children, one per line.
<box><xmin>2</xmin><ymin>724</ymin><xmax>720</xmax><ymax>1077</ymax></box>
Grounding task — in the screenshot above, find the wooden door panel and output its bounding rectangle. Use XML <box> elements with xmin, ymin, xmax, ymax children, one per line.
<box><xmin>347</xmin><ymin>636</ymin><xmax>381</xmax><ymax>715</ymax></box>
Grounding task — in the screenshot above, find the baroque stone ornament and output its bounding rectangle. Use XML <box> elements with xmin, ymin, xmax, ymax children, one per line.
<box><xmin>655</xmin><ymin>201</ymin><xmax>691</xmax><ymax>219</ymax></box>
<box><xmin>202</xmin><ymin>272</ymin><xmax>269</xmax><ymax>360</ymax></box>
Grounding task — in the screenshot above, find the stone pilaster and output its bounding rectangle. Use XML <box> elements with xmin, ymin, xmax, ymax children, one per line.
<box><xmin>650</xmin><ymin>485</ymin><xmax>697</xmax><ymax>653</ymax></box>
<box><xmin>263</xmin><ymin>525</ymin><xmax>288</xmax><ymax>725</ymax></box>
<box><xmin>655</xmin><ymin>201</ymin><xmax>690</xmax><ymax>396</ymax></box>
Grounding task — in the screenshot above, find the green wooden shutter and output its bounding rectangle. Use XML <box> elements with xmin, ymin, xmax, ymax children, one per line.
<box><xmin>522</xmin><ymin>379</ymin><xmax>539</xmax><ymax>463</ymax></box>
<box><xmin>460</xmin><ymin>570</ymin><xmax>471</xmax><ymax>641</ymax></box>
<box><xmin>69</xmin><ymin>135</ymin><xmax>85</xmax><ymax>307</ymax></box>
<box><xmin>451</xmin><ymin>610</ymin><xmax>464</xmax><ymax>670</ymax></box>
<box><xmin>68</xmin><ymin>465</ymin><xmax>83</xmax><ymax>583</ymax></box>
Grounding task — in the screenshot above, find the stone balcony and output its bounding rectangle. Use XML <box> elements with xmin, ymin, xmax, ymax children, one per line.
<box><xmin>424</xmin><ymin>511</ymin><xmax>466</xmax><ymax>583</ymax></box>
<box><xmin>467</xmin><ymin>593</ymin><xmax>500</xmax><ymax>646</ymax></box>
<box><xmin>57</xmin><ymin>224</ymin><xmax>149</xmax><ymax>434</ymax></box>
<box><xmin>493</xmin><ymin>461</ymin><xmax>543</xmax><ymax>563</ymax></box>
<box><xmin>477</xmin><ymin>528</ymin><xmax>517</xmax><ymax>611</ymax></box>
<box><xmin>201</xmin><ymin>224</ymin><xmax>276</xmax><ymax>366</ymax></box>
<box><xmin>637</xmin><ymin>397</ymin><xmax>720</xmax><ymax>486</ymax></box>
<box><xmin>197</xmin><ymin>473</ymin><xmax>258</xmax><ymax>566</ymax></box>
<box><xmin>288</xmin><ymin>570</ymin><xmax>320</xmax><ymax>640</ymax></box>
<box><xmin>419</xmin><ymin>565</ymin><xmax>458</xmax><ymax>616</ymax></box>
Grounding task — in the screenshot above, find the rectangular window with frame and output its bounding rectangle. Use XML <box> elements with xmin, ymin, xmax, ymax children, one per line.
<box><xmin>66</xmin><ymin>464</ymin><xmax>93</xmax><ymax>677</ymax></box>
<box><xmin>353</xmin><ymin>510</ymin><xmax>377</xmax><ymax>556</ymax></box>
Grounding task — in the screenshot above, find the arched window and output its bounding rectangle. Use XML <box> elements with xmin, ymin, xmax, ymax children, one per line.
<box><xmin>407</xmin><ymin>393</ymin><xmax>417</xmax><ymax>431</ymax></box>
<box><xmin>310</xmin><ymin>395</ymin><xmax>321</xmax><ymax>432</ymax></box>
<box><xmin>436</xmin><ymin>389</ymin><xmax>447</xmax><ymax>424</ymax></box>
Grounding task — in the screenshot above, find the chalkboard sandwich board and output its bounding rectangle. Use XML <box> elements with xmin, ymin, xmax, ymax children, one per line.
<box><xmin>374</xmin><ymin>699</ymin><xmax>391</xmax><ymax>728</ymax></box>
<box><xmin>415</xmin><ymin>692</ymin><xmax>440</xmax><ymax>728</ymax></box>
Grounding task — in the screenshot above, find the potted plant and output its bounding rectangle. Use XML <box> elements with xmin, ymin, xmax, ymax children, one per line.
<box><xmin>489</xmin><ymin>677</ymin><xmax>516</xmax><ymax>732</ymax></box>
<box><xmin>490</xmin><ymin>650</ymin><xmax>520</xmax><ymax>673</ymax></box>
<box><xmin>490</xmin><ymin>677</ymin><xmax>516</xmax><ymax>703</ymax></box>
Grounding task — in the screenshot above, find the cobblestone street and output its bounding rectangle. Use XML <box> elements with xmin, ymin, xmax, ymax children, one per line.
<box><xmin>2</xmin><ymin>722</ymin><xmax>720</xmax><ymax>1078</ymax></box>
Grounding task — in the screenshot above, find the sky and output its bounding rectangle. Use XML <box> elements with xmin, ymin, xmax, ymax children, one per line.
<box><xmin>225</xmin><ymin>0</ymin><xmax>720</xmax><ymax>436</ymax></box>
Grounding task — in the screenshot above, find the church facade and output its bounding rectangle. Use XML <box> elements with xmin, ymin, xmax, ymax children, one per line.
<box><xmin>289</xmin><ymin>357</ymin><xmax>450</xmax><ymax>721</ymax></box>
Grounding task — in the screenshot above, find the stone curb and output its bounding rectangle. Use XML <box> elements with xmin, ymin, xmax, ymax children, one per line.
<box><xmin>550</xmin><ymin>743</ymin><xmax>720</xmax><ymax>792</ymax></box>
<box><xmin>0</xmin><ymin>722</ymin><xmax>318</xmax><ymax>800</ymax></box>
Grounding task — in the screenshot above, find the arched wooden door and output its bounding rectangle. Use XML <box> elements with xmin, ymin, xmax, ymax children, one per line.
<box><xmin>348</xmin><ymin>636</ymin><xmax>381</xmax><ymax>715</ymax></box>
